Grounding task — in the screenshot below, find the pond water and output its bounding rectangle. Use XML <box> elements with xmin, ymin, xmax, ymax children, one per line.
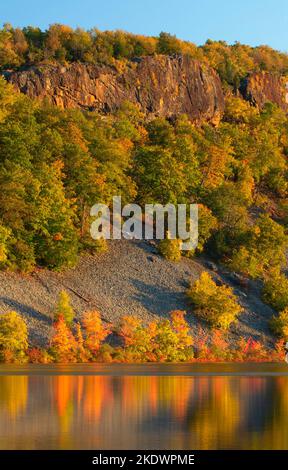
<box><xmin>0</xmin><ymin>363</ymin><xmax>288</xmax><ymax>450</ymax></box>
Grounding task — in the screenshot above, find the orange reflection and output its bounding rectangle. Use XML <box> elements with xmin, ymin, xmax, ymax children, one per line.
<box><xmin>0</xmin><ymin>374</ymin><xmax>288</xmax><ymax>450</ymax></box>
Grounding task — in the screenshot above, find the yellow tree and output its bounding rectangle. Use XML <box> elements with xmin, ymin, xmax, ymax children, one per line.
<box><xmin>187</xmin><ymin>272</ymin><xmax>243</xmax><ymax>330</ymax></box>
<box><xmin>0</xmin><ymin>311</ymin><xmax>28</xmax><ymax>362</ymax></box>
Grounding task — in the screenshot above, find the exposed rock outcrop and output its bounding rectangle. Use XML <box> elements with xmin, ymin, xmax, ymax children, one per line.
<box><xmin>240</xmin><ymin>71</ymin><xmax>288</xmax><ymax>111</ymax></box>
<box><xmin>4</xmin><ymin>55</ymin><xmax>224</xmax><ymax>124</ymax></box>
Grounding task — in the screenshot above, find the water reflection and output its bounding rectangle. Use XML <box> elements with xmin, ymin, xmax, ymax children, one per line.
<box><xmin>0</xmin><ymin>374</ymin><xmax>287</xmax><ymax>449</ymax></box>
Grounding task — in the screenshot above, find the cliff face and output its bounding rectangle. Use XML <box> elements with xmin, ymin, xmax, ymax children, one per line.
<box><xmin>240</xmin><ymin>72</ymin><xmax>288</xmax><ymax>111</ymax></box>
<box><xmin>4</xmin><ymin>55</ymin><xmax>224</xmax><ymax>124</ymax></box>
<box><xmin>4</xmin><ymin>55</ymin><xmax>288</xmax><ymax>123</ymax></box>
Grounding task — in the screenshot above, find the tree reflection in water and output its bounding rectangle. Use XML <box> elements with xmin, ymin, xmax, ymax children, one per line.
<box><xmin>0</xmin><ymin>373</ymin><xmax>287</xmax><ymax>449</ymax></box>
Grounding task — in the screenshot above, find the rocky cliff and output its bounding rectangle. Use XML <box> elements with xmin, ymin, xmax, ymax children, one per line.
<box><xmin>4</xmin><ymin>55</ymin><xmax>224</xmax><ymax>124</ymax></box>
<box><xmin>6</xmin><ymin>55</ymin><xmax>288</xmax><ymax>120</ymax></box>
<box><xmin>240</xmin><ymin>71</ymin><xmax>288</xmax><ymax>111</ymax></box>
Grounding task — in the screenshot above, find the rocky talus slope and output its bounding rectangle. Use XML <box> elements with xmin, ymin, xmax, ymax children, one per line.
<box><xmin>0</xmin><ymin>240</ymin><xmax>276</xmax><ymax>347</ymax></box>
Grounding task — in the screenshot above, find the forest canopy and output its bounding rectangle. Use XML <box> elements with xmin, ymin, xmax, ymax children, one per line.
<box><xmin>0</xmin><ymin>75</ymin><xmax>287</xmax><ymax>276</ymax></box>
<box><xmin>0</xmin><ymin>24</ymin><xmax>287</xmax><ymax>292</ymax></box>
<box><xmin>1</xmin><ymin>23</ymin><xmax>288</xmax><ymax>87</ymax></box>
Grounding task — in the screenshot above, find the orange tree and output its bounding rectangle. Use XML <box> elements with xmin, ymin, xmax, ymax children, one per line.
<box><xmin>49</xmin><ymin>315</ymin><xmax>77</xmax><ymax>362</ymax></box>
<box><xmin>82</xmin><ymin>310</ymin><xmax>111</xmax><ymax>359</ymax></box>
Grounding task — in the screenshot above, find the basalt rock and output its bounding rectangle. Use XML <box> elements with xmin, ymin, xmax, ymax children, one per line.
<box><xmin>4</xmin><ymin>55</ymin><xmax>224</xmax><ymax>124</ymax></box>
<box><xmin>240</xmin><ymin>71</ymin><xmax>288</xmax><ymax>112</ymax></box>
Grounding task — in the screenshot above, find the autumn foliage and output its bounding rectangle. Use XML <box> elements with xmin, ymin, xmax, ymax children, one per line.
<box><xmin>2</xmin><ymin>24</ymin><xmax>288</xmax><ymax>90</ymax></box>
<box><xmin>50</xmin><ymin>316</ymin><xmax>78</xmax><ymax>363</ymax></box>
<box><xmin>118</xmin><ymin>310</ymin><xmax>193</xmax><ymax>362</ymax></box>
<box><xmin>158</xmin><ymin>237</ymin><xmax>182</xmax><ymax>262</ymax></box>
<box><xmin>0</xmin><ymin>25</ymin><xmax>288</xmax><ymax>364</ymax></box>
<box><xmin>187</xmin><ymin>272</ymin><xmax>243</xmax><ymax>330</ymax></box>
<box><xmin>270</xmin><ymin>308</ymin><xmax>288</xmax><ymax>341</ymax></box>
<box><xmin>0</xmin><ymin>306</ymin><xmax>285</xmax><ymax>363</ymax></box>
<box><xmin>54</xmin><ymin>290</ymin><xmax>75</xmax><ymax>326</ymax></box>
<box><xmin>0</xmin><ymin>311</ymin><xmax>28</xmax><ymax>363</ymax></box>
<box><xmin>82</xmin><ymin>310</ymin><xmax>111</xmax><ymax>359</ymax></box>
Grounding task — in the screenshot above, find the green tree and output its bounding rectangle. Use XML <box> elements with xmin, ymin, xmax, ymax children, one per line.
<box><xmin>270</xmin><ymin>308</ymin><xmax>288</xmax><ymax>340</ymax></box>
<box><xmin>32</xmin><ymin>161</ymin><xmax>79</xmax><ymax>270</ymax></box>
<box><xmin>157</xmin><ymin>32</ymin><xmax>182</xmax><ymax>55</ymax></box>
<box><xmin>0</xmin><ymin>224</ymin><xmax>11</xmax><ymax>265</ymax></box>
<box><xmin>133</xmin><ymin>118</ymin><xmax>200</xmax><ymax>205</ymax></box>
<box><xmin>0</xmin><ymin>78</ymin><xmax>17</xmax><ymax>123</ymax></box>
<box><xmin>262</xmin><ymin>269</ymin><xmax>288</xmax><ymax>312</ymax></box>
<box><xmin>195</xmin><ymin>204</ymin><xmax>218</xmax><ymax>253</ymax></box>
<box><xmin>54</xmin><ymin>291</ymin><xmax>75</xmax><ymax>326</ymax></box>
<box><xmin>230</xmin><ymin>215</ymin><xmax>287</xmax><ymax>278</ymax></box>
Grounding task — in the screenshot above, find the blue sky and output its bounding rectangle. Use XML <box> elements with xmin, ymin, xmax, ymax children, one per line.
<box><xmin>1</xmin><ymin>0</ymin><xmax>288</xmax><ymax>51</ymax></box>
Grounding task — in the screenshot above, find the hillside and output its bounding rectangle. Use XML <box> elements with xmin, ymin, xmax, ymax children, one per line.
<box><xmin>0</xmin><ymin>25</ymin><xmax>288</xmax><ymax>358</ymax></box>
<box><xmin>0</xmin><ymin>239</ymin><xmax>276</xmax><ymax>348</ymax></box>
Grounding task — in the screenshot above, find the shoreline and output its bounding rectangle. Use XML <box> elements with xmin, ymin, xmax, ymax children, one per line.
<box><xmin>0</xmin><ymin>362</ymin><xmax>288</xmax><ymax>376</ymax></box>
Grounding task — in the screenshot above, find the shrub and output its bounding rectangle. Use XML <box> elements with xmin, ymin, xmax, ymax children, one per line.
<box><xmin>0</xmin><ymin>311</ymin><xmax>28</xmax><ymax>362</ymax></box>
<box><xmin>262</xmin><ymin>269</ymin><xmax>288</xmax><ymax>312</ymax></box>
<box><xmin>209</xmin><ymin>330</ymin><xmax>231</xmax><ymax>361</ymax></box>
<box><xmin>93</xmin><ymin>238</ymin><xmax>108</xmax><ymax>254</ymax></box>
<box><xmin>270</xmin><ymin>339</ymin><xmax>286</xmax><ymax>362</ymax></box>
<box><xmin>54</xmin><ymin>290</ymin><xmax>75</xmax><ymax>326</ymax></box>
<box><xmin>81</xmin><ymin>236</ymin><xmax>108</xmax><ymax>254</ymax></box>
<box><xmin>154</xmin><ymin>319</ymin><xmax>183</xmax><ymax>361</ymax></box>
<box><xmin>193</xmin><ymin>327</ymin><xmax>210</xmax><ymax>360</ymax></box>
<box><xmin>154</xmin><ymin>313</ymin><xmax>193</xmax><ymax>362</ymax></box>
<box><xmin>9</xmin><ymin>239</ymin><xmax>36</xmax><ymax>273</ymax></box>
<box><xmin>184</xmin><ymin>204</ymin><xmax>218</xmax><ymax>258</ymax></box>
<box><xmin>118</xmin><ymin>315</ymin><xmax>156</xmax><ymax>362</ymax></box>
<box><xmin>170</xmin><ymin>310</ymin><xmax>193</xmax><ymax>345</ymax></box>
<box><xmin>253</xmin><ymin>215</ymin><xmax>287</xmax><ymax>272</ymax></box>
<box><xmin>270</xmin><ymin>308</ymin><xmax>288</xmax><ymax>340</ymax></box>
<box><xmin>235</xmin><ymin>337</ymin><xmax>269</xmax><ymax>362</ymax></box>
<box><xmin>27</xmin><ymin>348</ymin><xmax>53</xmax><ymax>364</ymax></box>
<box><xmin>97</xmin><ymin>343</ymin><xmax>115</xmax><ymax>363</ymax></box>
<box><xmin>187</xmin><ymin>272</ymin><xmax>243</xmax><ymax>329</ymax></box>
<box><xmin>118</xmin><ymin>311</ymin><xmax>193</xmax><ymax>362</ymax></box>
<box><xmin>158</xmin><ymin>237</ymin><xmax>181</xmax><ymax>261</ymax></box>
<box><xmin>193</xmin><ymin>328</ymin><xmax>232</xmax><ymax>361</ymax></box>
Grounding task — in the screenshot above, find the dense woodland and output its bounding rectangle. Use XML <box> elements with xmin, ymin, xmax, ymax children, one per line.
<box><xmin>0</xmin><ymin>25</ymin><xmax>288</xmax><ymax>359</ymax></box>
